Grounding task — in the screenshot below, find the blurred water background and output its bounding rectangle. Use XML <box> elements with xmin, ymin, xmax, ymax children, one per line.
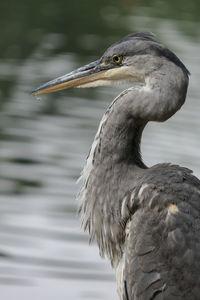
<box><xmin>0</xmin><ymin>1</ymin><xmax>200</xmax><ymax>299</ymax></box>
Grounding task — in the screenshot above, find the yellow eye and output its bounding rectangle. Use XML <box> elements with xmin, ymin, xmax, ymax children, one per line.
<box><xmin>112</xmin><ymin>55</ymin><xmax>122</xmax><ymax>64</ymax></box>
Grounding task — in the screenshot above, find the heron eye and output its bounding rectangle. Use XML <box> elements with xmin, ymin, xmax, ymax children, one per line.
<box><xmin>112</xmin><ymin>55</ymin><xmax>122</xmax><ymax>64</ymax></box>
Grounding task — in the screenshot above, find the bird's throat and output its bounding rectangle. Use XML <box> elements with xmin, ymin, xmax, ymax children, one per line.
<box><xmin>94</xmin><ymin>109</ymin><xmax>147</xmax><ymax>167</ymax></box>
<box><xmin>78</xmin><ymin>109</ymin><xmax>147</xmax><ymax>263</ymax></box>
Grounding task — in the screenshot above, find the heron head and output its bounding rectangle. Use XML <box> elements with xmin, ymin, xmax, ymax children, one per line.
<box><xmin>32</xmin><ymin>32</ymin><xmax>189</xmax><ymax>96</ymax></box>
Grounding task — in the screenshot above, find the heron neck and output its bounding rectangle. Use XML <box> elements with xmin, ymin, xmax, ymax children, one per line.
<box><xmin>80</xmin><ymin>105</ymin><xmax>147</xmax><ymax>262</ymax></box>
<box><xmin>93</xmin><ymin>107</ymin><xmax>147</xmax><ymax>169</ymax></box>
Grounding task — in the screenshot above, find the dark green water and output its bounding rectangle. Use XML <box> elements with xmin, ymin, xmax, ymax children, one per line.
<box><xmin>0</xmin><ymin>1</ymin><xmax>200</xmax><ymax>299</ymax></box>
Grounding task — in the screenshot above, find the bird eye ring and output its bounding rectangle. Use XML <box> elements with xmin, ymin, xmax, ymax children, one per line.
<box><xmin>112</xmin><ymin>55</ymin><xmax>122</xmax><ymax>64</ymax></box>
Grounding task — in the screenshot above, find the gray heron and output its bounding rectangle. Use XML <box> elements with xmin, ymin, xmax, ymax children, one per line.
<box><xmin>32</xmin><ymin>32</ymin><xmax>200</xmax><ymax>300</ymax></box>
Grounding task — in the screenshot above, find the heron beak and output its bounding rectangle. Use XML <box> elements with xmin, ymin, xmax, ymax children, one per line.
<box><xmin>32</xmin><ymin>59</ymin><xmax>117</xmax><ymax>96</ymax></box>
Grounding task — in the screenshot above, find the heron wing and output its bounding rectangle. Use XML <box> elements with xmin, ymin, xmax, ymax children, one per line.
<box><xmin>120</xmin><ymin>164</ymin><xmax>200</xmax><ymax>300</ymax></box>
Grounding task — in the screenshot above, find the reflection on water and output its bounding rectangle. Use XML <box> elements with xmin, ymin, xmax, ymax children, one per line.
<box><xmin>0</xmin><ymin>12</ymin><xmax>200</xmax><ymax>300</ymax></box>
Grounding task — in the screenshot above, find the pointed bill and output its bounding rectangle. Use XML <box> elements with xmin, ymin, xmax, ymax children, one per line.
<box><xmin>32</xmin><ymin>59</ymin><xmax>118</xmax><ymax>96</ymax></box>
